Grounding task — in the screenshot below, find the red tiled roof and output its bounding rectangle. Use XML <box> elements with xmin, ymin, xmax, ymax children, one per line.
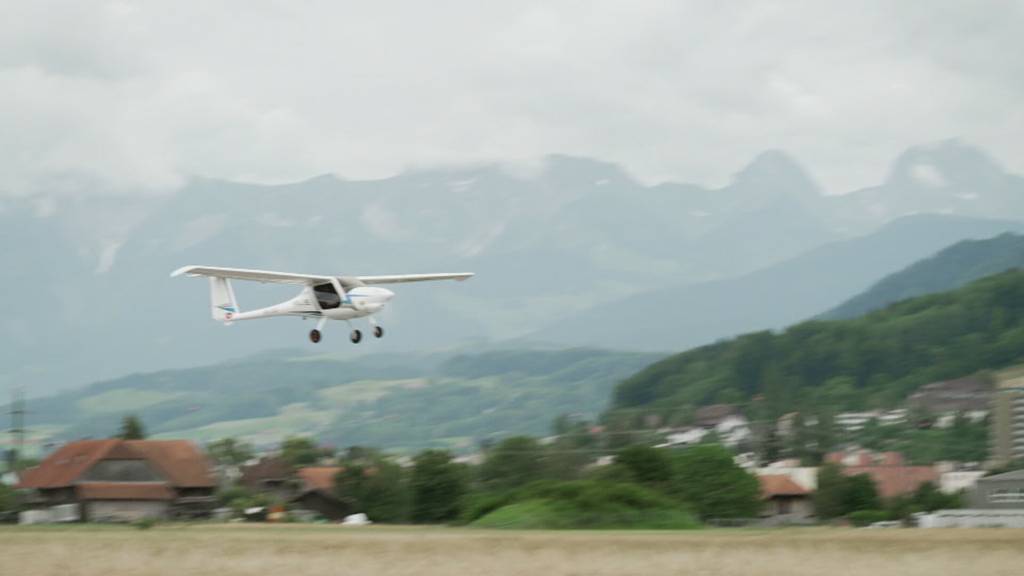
<box><xmin>842</xmin><ymin>466</ymin><xmax>939</xmax><ymax>499</ymax></box>
<box><xmin>16</xmin><ymin>439</ymin><xmax>120</xmax><ymax>489</ymax></box>
<box><xmin>297</xmin><ymin>466</ymin><xmax>342</xmax><ymax>493</ymax></box>
<box><xmin>240</xmin><ymin>456</ymin><xmax>291</xmax><ymax>487</ymax></box>
<box><xmin>17</xmin><ymin>439</ymin><xmax>215</xmax><ymax>490</ymax></box>
<box><xmin>124</xmin><ymin>440</ymin><xmax>215</xmax><ymax>488</ymax></box>
<box><xmin>75</xmin><ymin>482</ymin><xmax>175</xmax><ymax>501</ymax></box>
<box><xmin>759</xmin><ymin>475</ymin><xmax>810</xmax><ymax>498</ymax></box>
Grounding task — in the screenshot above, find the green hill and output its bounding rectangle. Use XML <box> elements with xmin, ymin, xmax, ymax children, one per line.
<box><xmin>12</xmin><ymin>347</ymin><xmax>662</xmax><ymax>454</ymax></box>
<box><xmin>610</xmin><ymin>269</ymin><xmax>1024</xmax><ymax>418</ymax></box>
<box><xmin>822</xmin><ymin>233</ymin><xmax>1024</xmax><ymax>320</ymax></box>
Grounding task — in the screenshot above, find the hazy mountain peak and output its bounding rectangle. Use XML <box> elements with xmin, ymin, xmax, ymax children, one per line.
<box><xmin>886</xmin><ymin>139</ymin><xmax>1005</xmax><ymax>189</ymax></box>
<box><xmin>732</xmin><ymin>149</ymin><xmax>820</xmax><ymax>198</ymax></box>
<box><xmin>540</xmin><ymin>154</ymin><xmax>635</xmax><ymax>187</ymax></box>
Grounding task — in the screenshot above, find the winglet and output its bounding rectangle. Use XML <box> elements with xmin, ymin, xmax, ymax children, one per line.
<box><xmin>170</xmin><ymin>265</ymin><xmax>197</xmax><ymax>278</ymax></box>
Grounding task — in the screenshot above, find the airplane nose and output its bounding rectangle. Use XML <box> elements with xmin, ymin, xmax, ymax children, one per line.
<box><xmin>383</xmin><ymin>288</ymin><xmax>395</xmax><ymax>301</ymax></box>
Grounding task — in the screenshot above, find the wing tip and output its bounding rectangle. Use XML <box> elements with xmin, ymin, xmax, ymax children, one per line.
<box><xmin>170</xmin><ymin>265</ymin><xmax>196</xmax><ymax>278</ymax></box>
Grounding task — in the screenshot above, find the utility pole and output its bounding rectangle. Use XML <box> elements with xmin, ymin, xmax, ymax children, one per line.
<box><xmin>7</xmin><ymin>386</ymin><xmax>25</xmax><ymax>471</ymax></box>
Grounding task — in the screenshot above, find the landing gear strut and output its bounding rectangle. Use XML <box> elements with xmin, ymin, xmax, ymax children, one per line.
<box><xmin>350</xmin><ymin>329</ymin><xmax>362</xmax><ymax>343</ymax></box>
<box><xmin>309</xmin><ymin>318</ymin><xmax>327</xmax><ymax>344</ymax></box>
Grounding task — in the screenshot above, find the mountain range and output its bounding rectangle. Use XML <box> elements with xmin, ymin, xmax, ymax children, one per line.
<box><xmin>3</xmin><ymin>139</ymin><xmax>1024</xmax><ymax>395</ymax></box>
<box><xmin>822</xmin><ymin>233</ymin><xmax>1024</xmax><ymax>320</ymax></box>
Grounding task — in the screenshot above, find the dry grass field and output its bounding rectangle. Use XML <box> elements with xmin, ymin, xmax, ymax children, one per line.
<box><xmin>3</xmin><ymin>524</ymin><xmax>1024</xmax><ymax>576</ymax></box>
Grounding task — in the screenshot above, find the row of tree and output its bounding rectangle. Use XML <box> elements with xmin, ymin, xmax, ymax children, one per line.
<box><xmin>330</xmin><ymin>438</ymin><xmax>762</xmax><ymax>526</ymax></box>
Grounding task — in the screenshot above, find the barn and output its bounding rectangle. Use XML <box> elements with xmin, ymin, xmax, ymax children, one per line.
<box><xmin>16</xmin><ymin>438</ymin><xmax>217</xmax><ymax>522</ymax></box>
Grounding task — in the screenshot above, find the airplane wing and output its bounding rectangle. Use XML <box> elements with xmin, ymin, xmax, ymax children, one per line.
<box><xmin>170</xmin><ymin>266</ymin><xmax>332</xmax><ymax>285</ymax></box>
<box><xmin>171</xmin><ymin>266</ymin><xmax>474</xmax><ymax>286</ymax></box>
<box><xmin>356</xmin><ymin>273</ymin><xmax>475</xmax><ymax>284</ymax></box>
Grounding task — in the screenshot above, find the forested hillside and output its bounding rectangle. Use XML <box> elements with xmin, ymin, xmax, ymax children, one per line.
<box><xmin>823</xmin><ymin>233</ymin><xmax>1024</xmax><ymax>320</ymax></box>
<box><xmin>611</xmin><ymin>269</ymin><xmax>1024</xmax><ymax>418</ymax></box>
<box><xmin>11</xmin><ymin>348</ymin><xmax>662</xmax><ymax>453</ymax></box>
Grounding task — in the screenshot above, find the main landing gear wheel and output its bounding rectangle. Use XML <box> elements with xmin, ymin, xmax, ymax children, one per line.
<box><xmin>350</xmin><ymin>329</ymin><xmax>363</xmax><ymax>344</ymax></box>
<box><xmin>309</xmin><ymin>329</ymin><xmax>322</xmax><ymax>344</ymax></box>
<box><xmin>373</xmin><ymin>326</ymin><xmax>384</xmax><ymax>338</ymax></box>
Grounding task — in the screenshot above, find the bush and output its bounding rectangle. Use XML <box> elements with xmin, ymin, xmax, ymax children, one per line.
<box><xmin>0</xmin><ymin>484</ymin><xmax>18</xmax><ymax>514</ymax></box>
<box><xmin>670</xmin><ymin>445</ymin><xmax>762</xmax><ymax>520</ymax></box>
<box><xmin>470</xmin><ymin>480</ymin><xmax>699</xmax><ymax>530</ymax></box>
<box><xmin>459</xmin><ymin>490</ymin><xmax>519</xmax><ymax>525</ymax></box>
<box><xmin>847</xmin><ymin>510</ymin><xmax>891</xmax><ymax>527</ymax></box>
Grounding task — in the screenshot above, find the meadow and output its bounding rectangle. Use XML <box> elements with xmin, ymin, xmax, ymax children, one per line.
<box><xmin>3</xmin><ymin>525</ymin><xmax>1023</xmax><ymax>576</ymax></box>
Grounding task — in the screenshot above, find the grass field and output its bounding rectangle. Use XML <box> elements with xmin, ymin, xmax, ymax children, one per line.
<box><xmin>3</xmin><ymin>524</ymin><xmax>1023</xmax><ymax>576</ymax></box>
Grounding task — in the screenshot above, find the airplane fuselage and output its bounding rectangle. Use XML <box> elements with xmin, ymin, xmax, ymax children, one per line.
<box><xmin>224</xmin><ymin>285</ymin><xmax>394</xmax><ymax>322</ymax></box>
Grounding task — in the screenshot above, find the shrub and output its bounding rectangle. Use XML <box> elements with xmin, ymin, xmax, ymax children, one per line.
<box><xmin>459</xmin><ymin>490</ymin><xmax>519</xmax><ymax>525</ymax></box>
<box><xmin>847</xmin><ymin>510</ymin><xmax>891</xmax><ymax>527</ymax></box>
<box><xmin>470</xmin><ymin>480</ymin><xmax>699</xmax><ymax>530</ymax></box>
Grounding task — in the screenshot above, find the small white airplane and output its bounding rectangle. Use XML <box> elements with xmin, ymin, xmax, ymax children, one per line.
<box><xmin>170</xmin><ymin>265</ymin><xmax>474</xmax><ymax>344</ymax></box>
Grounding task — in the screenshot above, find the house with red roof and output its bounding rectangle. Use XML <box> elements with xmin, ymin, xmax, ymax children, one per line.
<box><xmin>758</xmin><ymin>474</ymin><xmax>813</xmax><ymax>523</ymax></box>
<box><xmin>16</xmin><ymin>439</ymin><xmax>217</xmax><ymax>522</ymax></box>
<box><xmin>290</xmin><ymin>466</ymin><xmax>351</xmax><ymax>521</ymax></box>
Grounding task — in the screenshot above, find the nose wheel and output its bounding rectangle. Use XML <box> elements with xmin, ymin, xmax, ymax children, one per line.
<box><xmin>373</xmin><ymin>326</ymin><xmax>384</xmax><ymax>338</ymax></box>
<box><xmin>309</xmin><ymin>329</ymin><xmax>322</xmax><ymax>344</ymax></box>
<box><xmin>350</xmin><ymin>329</ymin><xmax>362</xmax><ymax>343</ymax></box>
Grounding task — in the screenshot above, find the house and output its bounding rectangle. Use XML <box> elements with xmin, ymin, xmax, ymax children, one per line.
<box><xmin>840</xmin><ymin>465</ymin><xmax>939</xmax><ymax>499</ymax></box>
<box><xmin>825</xmin><ymin>449</ymin><xmax>904</xmax><ymax>467</ymax></box>
<box><xmin>940</xmin><ymin>470</ymin><xmax>986</xmax><ymax>494</ymax></box>
<box><xmin>694</xmin><ymin>404</ymin><xmax>740</xmax><ymax>428</ymax></box>
<box><xmin>657</xmin><ymin>427</ymin><xmax>708</xmax><ymax>448</ymax></box>
<box><xmin>755</xmin><ymin>462</ymin><xmax>817</xmax><ymax>491</ymax></box>
<box><xmin>16</xmin><ymin>439</ymin><xmax>217</xmax><ymax>522</ymax></box>
<box><xmin>758</xmin><ymin>475</ymin><xmax>813</xmax><ymax>523</ymax></box>
<box><xmin>239</xmin><ymin>456</ymin><xmax>294</xmax><ymax>501</ymax></box>
<box><xmin>290</xmin><ymin>466</ymin><xmax>351</xmax><ymax>521</ymax></box>
<box><xmin>969</xmin><ymin>470</ymin><xmax>1024</xmax><ymax>509</ymax></box>
<box><xmin>907</xmin><ymin>376</ymin><xmax>992</xmax><ymax>414</ymax></box>
<box><xmin>715</xmin><ymin>415</ymin><xmax>751</xmax><ymax>447</ymax></box>
<box><xmin>834</xmin><ymin>410</ymin><xmax>907</xmax><ymax>433</ymax></box>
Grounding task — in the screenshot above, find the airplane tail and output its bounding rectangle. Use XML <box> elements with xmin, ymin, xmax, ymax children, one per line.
<box><xmin>209</xmin><ymin>277</ymin><xmax>239</xmax><ymax>323</ymax></box>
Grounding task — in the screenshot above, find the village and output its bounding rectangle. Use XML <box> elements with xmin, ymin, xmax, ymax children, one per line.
<box><xmin>3</xmin><ymin>366</ymin><xmax>1024</xmax><ymax>529</ymax></box>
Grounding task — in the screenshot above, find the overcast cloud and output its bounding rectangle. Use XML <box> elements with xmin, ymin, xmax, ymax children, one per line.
<box><xmin>1</xmin><ymin>0</ymin><xmax>1022</xmax><ymax>197</ymax></box>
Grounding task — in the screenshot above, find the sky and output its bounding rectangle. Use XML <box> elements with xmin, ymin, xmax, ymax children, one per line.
<box><xmin>1</xmin><ymin>0</ymin><xmax>1023</xmax><ymax>197</ymax></box>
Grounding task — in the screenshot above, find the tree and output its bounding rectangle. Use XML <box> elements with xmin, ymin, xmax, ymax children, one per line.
<box><xmin>207</xmin><ymin>437</ymin><xmax>254</xmax><ymax>467</ymax></box>
<box><xmin>614</xmin><ymin>445</ymin><xmax>672</xmax><ymax>486</ymax></box>
<box><xmin>117</xmin><ymin>415</ymin><xmax>146</xmax><ymax>440</ymax></box>
<box><xmin>910</xmin><ymin>481</ymin><xmax>959</xmax><ymax>512</ymax></box>
<box><xmin>0</xmin><ymin>483</ymin><xmax>18</xmax><ymax>514</ymax></box>
<box><xmin>335</xmin><ymin>458</ymin><xmax>410</xmax><ymax>523</ymax></box>
<box><xmin>813</xmin><ymin>463</ymin><xmax>847</xmax><ymax>519</ymax></box>
<box><xmin>280</xmin><ymin>436</ymin><xmax>324</xmax><ymax>468</ymax></box>
<box><xmin>411</xmin><ymin>449</ymin><xmax>467</xmax><ymax>523</ymax></box>
<box><xmin>843</xmin><ymin>473</ymin><xmax>880</xmax><ymax>512</ymax></box>
<box><xmin>479</xmin><ymin>436</ymin><xmax>547</xmax><ymax>491</ymax></box>
<box><xmin>814</xmin><ymin>465</ymin><xmax>881</xmax><ymax>519</ymax></box>
<box><xmin>670</xmin><ymin>444</ymin><xmax>761</xmax><ymax>520</ymax></box>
